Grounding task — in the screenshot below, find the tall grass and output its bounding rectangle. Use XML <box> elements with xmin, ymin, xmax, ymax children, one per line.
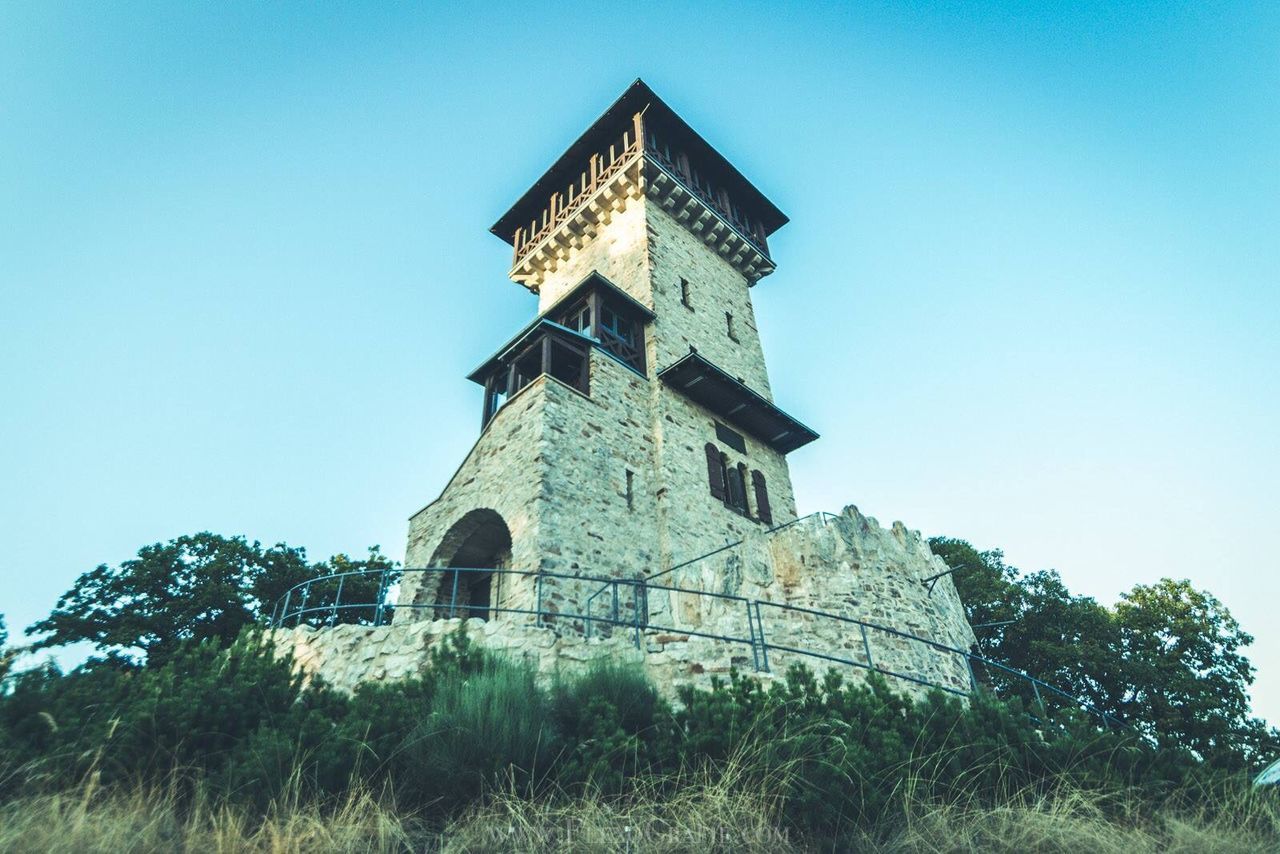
<box><xmin>0</xmin><ymin>784</ymin><xmax>421</xmax><ymax>854</ymax></box>
<box><xmin>3</xmin><ymin>633</ymin><xmax>1275</xmax><ymax>851</ymax></box>
<box><xmin>2</xmin><ymin>773</ymin><xmax>1273</xmax><ymax>853</ymax></box>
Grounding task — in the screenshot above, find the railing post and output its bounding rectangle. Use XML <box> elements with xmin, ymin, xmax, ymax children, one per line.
<box><xmin>329</xmin><ymin>575</ymin><xmax>345</xmax><ymax>627</ymax></box>
<box><xmin>860</xmin><ymin>623</ymin><xmax>874</xmax><ymax>669</ymax></box>
<box><xmin>754</xmin><ymin>601</ymin><xmax>770</xmax><ymax>673</ymax></box>
<box><xmin>745</xmin><ymin>601</ymin><xmax>760</xmax><ymax>671</ymax></box>
<box><xmin>449</xmin><ymin>569</ymin><xmax>461</xmax><ymax>620</ymax></box>
<box><xmin>611</xmin><ymin>582</ymin><xmax>619</xmax><ymax>626</ymax></box>
<box><xmin>296</xmin><ymin>582</ymin><xmax>310</xmax><ymax>628</ymax></box>
<box><xmin>373</xmin><ymin>569</ymin><xmax>389</xmax><ymax>626</ymax></box>
<box><xmin>535</xmin><ymin>572</ymin><xmax>544</xmax><ymax>628</ymax></box>
<box><xmin>280</xmin><ymin>590</ymin><xmax>291</xmax><ymax>628</ymax></box>
<box><xmin>966</xmin><ymin>654</ymin><xmax>979</xmax><ymax>694</ymax></box>
<box><xmin>1031</xmin><ymin>680</ymin><xmax>1046</xmax><ymax>718</ymax></box>
<box><xmin>632</xmin><ymin>582</ymin><xmax>641</xmax><ymax>650</ymax></box>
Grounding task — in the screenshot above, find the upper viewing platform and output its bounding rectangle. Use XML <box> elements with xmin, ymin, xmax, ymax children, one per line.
<box><xmin>490</xmin><ymin>80</ymin><xmax>789</xmax><ymax>291</ymax></box>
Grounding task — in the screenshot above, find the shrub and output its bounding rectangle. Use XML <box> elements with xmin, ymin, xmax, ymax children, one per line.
<box><xmin>549</xmin><ymin>661</ymin><xmax>671</xmax><ymax>792</ymax></box>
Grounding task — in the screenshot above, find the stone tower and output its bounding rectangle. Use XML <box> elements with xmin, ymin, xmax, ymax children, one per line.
<box><xmin>398</xmin><ymin>80</ymin><xmax>818</xmax><ymax>615</ymax></box>
<box><xmin>278</xmin><ymin>81</ymin><xmax>980</xmax><ymax>699</ymax></box>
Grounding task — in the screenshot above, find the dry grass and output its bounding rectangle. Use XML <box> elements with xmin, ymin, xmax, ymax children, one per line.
<box><xmin>0</xmin><ymin>782</ymin><xmax>424</xmax><ymax>854</ymax></box>
<box><xmin>864</xmin><ymin>786</ymin><xmax>1280</xmax><ymax>854</ymax></box>
<box><xmin>0</xmin><ymin>773</ymin><xmax>1275</xmax><ymax>854</ymax></box>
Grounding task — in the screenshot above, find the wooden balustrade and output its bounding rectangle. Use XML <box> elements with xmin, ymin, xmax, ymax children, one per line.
<box><xmin>509</xmin><ymin>111</ymin><xmax>770</xmax><ymax>269</ymax></box>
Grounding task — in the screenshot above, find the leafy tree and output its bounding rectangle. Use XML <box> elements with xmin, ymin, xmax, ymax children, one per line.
<box><xmin>931</xmin><ymin>536</ymin><xmax>1279</xmax><ymax>769</ymax></box>
<box><xmin>0</xmin><ymin>614</ymin><xmax>15</xmax><ymax>683</ymax></box>
<box><xmin>27</xmin><ymin>534</ymin><xmax>397</xmax><ymax>663</ymax></box>
<box><xmin>1113</xmin><ymin>579</ymin><xmax>1276</xmax><ymax>764</ymax></box>
<box><xmin>282</xmin><ymin>548</ymin><xmax>400</xmax><ymax>629</ymax></box>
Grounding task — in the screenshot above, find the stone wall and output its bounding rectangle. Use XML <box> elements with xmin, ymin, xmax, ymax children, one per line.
<box><xmin>283</xmin><ymin>506</ymin><xmax>976</xmax><ymax>701</ymax></box>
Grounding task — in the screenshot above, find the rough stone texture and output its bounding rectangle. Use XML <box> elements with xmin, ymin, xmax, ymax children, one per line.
<box><xmin>400</xmin><ymin>188</ymin><xmax>800</xmax><ymax>615</ymax></box>
<box><xmin>314</xmin><ymin>135</ymin><xmax>979</xmax><ymax>704</ymax></box>
<box><xmin>282</xmin><ymin>506</ymin><xmax>976</xmax><ymax>701</ymax></box>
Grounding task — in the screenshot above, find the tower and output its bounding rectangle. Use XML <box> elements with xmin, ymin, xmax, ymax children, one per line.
<box><xmin>398</xmin><ymin>80</ymin><xmax>818</xmax><ymax>616</ymax></box>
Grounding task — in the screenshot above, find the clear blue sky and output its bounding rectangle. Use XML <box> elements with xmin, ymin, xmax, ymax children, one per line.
<box><xmin>2</xmin><ymin>2</ymin><xmax>1277</xmax><ymax>723</ymax></box>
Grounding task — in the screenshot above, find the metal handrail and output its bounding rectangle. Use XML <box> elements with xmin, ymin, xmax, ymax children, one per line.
<box><xmin>649</xmin><ymin>511</ymin><xmax>841</xmax><ymax>582</ymax></box>
<box><xmin>269</xmin><ymin>564</ymin><xmax>1124</xmax><ymax>730</ymax></box>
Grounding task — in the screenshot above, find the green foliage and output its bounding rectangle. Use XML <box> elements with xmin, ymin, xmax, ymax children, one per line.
<box><xmin>932</xmin><ymin>535</ymin><xmax>1280</xmax><ymax>771</ymax></box>
<box><xmin>0</xmin><ymin>614</ymin><xmax>14</xmax><ymax>683</ymax></box>
<box><xmin>0</xmin><ymin>622</ymin><xmax>1267</xmax><ymax>847</ymax></box>
<box><xmin>26</xmin><ymin>534</ymin><xmax>397</xmax><ymax>663</ymax></box>
<box><xmin>1115</xmin><ymin>579</ymin><xmax>1274</xmax><ymax>763</ymax></box>
<box><xmin>549</xmin><ymin>661</ymin><xmax>672</xmax><ymax>792</ymax></box>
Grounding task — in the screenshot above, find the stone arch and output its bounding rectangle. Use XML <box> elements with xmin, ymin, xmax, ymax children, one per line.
<box><xmin>423</xmin><ymin>508</ymin><xmax>513</xmax><ymax>621</ymax></box>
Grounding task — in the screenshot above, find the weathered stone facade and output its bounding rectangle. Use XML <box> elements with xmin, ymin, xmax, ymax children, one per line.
<box><xmin>278</xmin><ymin>506</ymin><xmax>976</xmax><ymax>699</ymax></box>
<box><xmin>283</xmin><ymin>82</ymin><xmax>977</xmax><ymax>703</ymax></box>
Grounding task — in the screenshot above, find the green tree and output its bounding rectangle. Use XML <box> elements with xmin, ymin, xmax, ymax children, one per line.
<box><xmin>27</xmin><ymin>534</ymin><xmax>396</xmax><ymax>663</ymax></box>
<box><xmin>931</xmin><ymin>536</ymin><xmax>1279</xmax><ymax>768</ymax></box>
<box><xmin>1114</xmin><ymin>578</ymin><xmax>1276</xmax><ymax>765</ymax></box>
<box><xmin>0</xmin><ymin>614</ymin><xmax>15</xmax><ymax>683</ymax></box>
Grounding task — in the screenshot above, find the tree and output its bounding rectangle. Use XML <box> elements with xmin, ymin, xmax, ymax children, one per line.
<box><xmin>1113</xmin><ymin>579</ymin><xmax>1276</xmax><ymax>764</ymax></box>
<box><xmin>930</xmin><ymin>536</ymin><xmax>1280</xmax><ymax>769</ymax></box>
<box><xmin>0</xmin><ymin>614</ymin><xmax>15</xmax><ymax>683</ymax></box>
<box><xmin>27</xmin><ymin>534</ymin><xmax>397</xmax><ymax>664</ymax></box>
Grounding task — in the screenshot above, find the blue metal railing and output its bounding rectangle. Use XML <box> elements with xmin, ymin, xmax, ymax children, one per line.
<box><xmin>269</xmin><ymin>565</ymin><xmax>1125</xmax><ymax>730</ymax></box>
<box><xmin>648</xmin><ymin>511</ymin><xmax>842</xmax><ymax>582</ymax></box>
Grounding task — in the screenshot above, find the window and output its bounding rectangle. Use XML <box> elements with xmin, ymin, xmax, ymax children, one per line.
<box><xmin>705</xmin><ymin>442</ymin><xmax>759</xmax><ymax>519</ymax></box>
<box><xmin>510</xmin><ymin>343</ymin><xmax>542</xmax><ymax>395</ymax></box>
<box><xmin>553</xmin><ymin>291</ymin><xmax>646</xmax><ymax>374</ymax></box>
<box><xmin>561</xmin><ymin>299</ymin><xmax>591</xmax><ymax>334</ymax></box>
<box><xmin>752</xmin><ymin>470</ymin><xmax>772</xmax><ymax>525</ymax></box>
<box><xmin>704</xmin><ymin>443</ymin><xmax>726</xmax><ymax>500</ymax></box>
<box><xmin>714</xmin><ymin>422</ymin><xmax>746</xmax><ymax>454</ymax></box>
<box><xmin>726</xmin><ymin>462</ymin><xmax>749</xmax><ymax>515</ymax></box>
<box><xmin>726</xmin><ymin>312</ymin><xmax>739</xmax><ymax>342</ymax></box>
<box><xmin>680</xmin><ymin>277</ymin><xmax>692</xmax><ymax>309</ymax></box>
<box><xmin>598</xmin><ymin>303</ymin><xmax>644</xmax><ymax>372</ymax></box>
<box><xmin>625</xmin><ymin>469</ymin><xmax>634</xmax><ymax>510</ymax></box>
<box><xmin>480</xmin><ymin>330</ymin><xmax>589</xmax><ymax>428</ymax></box>
<box><xmin>548</xmin><ymin>337</ymin><xmax>588</xmax><ymax>390</ymax></box>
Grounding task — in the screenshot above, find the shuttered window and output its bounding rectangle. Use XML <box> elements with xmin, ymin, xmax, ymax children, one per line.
<box><xmin>704</xmin><ymin>443</ymin><xmax>727</xmax><ymax>500</ymax></box>
<box><xmin>727</xmin><ymin>463</ymin><xmax>749</xmax><ymax>515</ymax></box>
<box><xmin>752</xmin><ymin>470</ymin><xmax>772</xmax><ymax>524</ymax></box>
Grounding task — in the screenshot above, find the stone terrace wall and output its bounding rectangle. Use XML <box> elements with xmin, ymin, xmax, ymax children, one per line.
<box><xmin>278</xmin><ymin>506</ymin><xmax>977</xmax><ymax>700</ymax></box>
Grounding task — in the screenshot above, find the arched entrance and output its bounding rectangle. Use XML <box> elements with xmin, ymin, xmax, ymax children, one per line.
<box><xmin>424</xmin><ymin>509</ymin><xmax>512</xmax><ymax>621</ymax></box>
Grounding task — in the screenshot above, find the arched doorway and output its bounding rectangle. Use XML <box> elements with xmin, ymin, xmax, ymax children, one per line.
<box><xmin>424</xmin><ymin>509</ymin><xmax>512</xmax><ymax>621</ymax></box>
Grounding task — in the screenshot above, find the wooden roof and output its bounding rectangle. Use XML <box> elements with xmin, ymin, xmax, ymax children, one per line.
<box><xmin>658</xmin><ymin>352</ymin><xmax>818</xmax><ymax>454</ymax></box>
<box><xmin>490</xmin><ymin>79</ymin><xmax>788</xmax><ymax>244</ymax></box>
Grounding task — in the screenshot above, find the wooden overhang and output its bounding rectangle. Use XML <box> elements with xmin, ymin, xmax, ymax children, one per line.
<box><xmin>465</xmin><ymin>318</ymin><xmax>594</xmax><ymax>385</ymax></box>
<box><xmin>541</xmin><ymin>271</ymin><xmax>656</xmax><ymax>323</ymax></box>
<box><xmin>658</xmin><ymin>352</ymin><xmax>818</xmax><ymax>454</ymax></box>
<box><xmin>489</xmin><ymin>79</ymin><xmax>788</xmax><ymax>246</ymax></box>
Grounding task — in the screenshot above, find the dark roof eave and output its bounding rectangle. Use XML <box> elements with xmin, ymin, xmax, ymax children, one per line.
<box><xmin>490</xmin><ymin>79</ymin><xmax>788</xmax><ymax>244</ymax></box>
<box><xmin>465</xmin><ymin>318</ymin><xmax>594</xmax><ymax>384</ymax></box>
<box><xmin>540</xmin><ymin>271</ymin><xmax>655</xmax><ymax>322</ymax></box>
<box><xmin>658</xmin><ymin>352</ymin><xmax>818</xmax><ymax>454</ymax></box>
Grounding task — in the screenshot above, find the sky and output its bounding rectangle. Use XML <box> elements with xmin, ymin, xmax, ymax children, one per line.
<box><xmin>1</xmin><ymin>2</ymin><xmax>1277</xmax><ymax>723</ymax></box>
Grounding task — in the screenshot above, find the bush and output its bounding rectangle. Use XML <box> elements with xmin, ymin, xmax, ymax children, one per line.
<box><xmin>549</xmin><ymin>660</ymin><xmax>671</xmax><ymax>792</ymax></box>
<box><xmin>1</xmin><ymin>624</ymin><xmax>1269</xmax><ymax>847</ymax></box>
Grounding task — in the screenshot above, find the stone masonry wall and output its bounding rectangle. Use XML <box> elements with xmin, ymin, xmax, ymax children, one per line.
<box><xmin>398</xmin><ymin>376</ymin><xmax>550</xmax><ymax>617</ymax></box>
<box><xmin>642</xmin><ymin>200</ymin><xmax>775</xmax><ymax>400</ymax></box>
<box><xmin>284</xmin><ymin>506</ymin><xmax>977</xmax><ymax>702</ymax></box>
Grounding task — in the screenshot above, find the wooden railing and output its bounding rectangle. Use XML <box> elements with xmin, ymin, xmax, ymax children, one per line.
<box><xmin>511</xmin><ymin>115</ymin><xmax>645</xmax><ymax>266</ymax></box>
<box><xmin>509</xmin><ymin>112</ymin><xmax>774</xmax><ymax>268</ymax></box>
<box><xmin>645</xmin><ymin>127</ymin><xmax>771</xmax><ymax>257</ymax></box>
